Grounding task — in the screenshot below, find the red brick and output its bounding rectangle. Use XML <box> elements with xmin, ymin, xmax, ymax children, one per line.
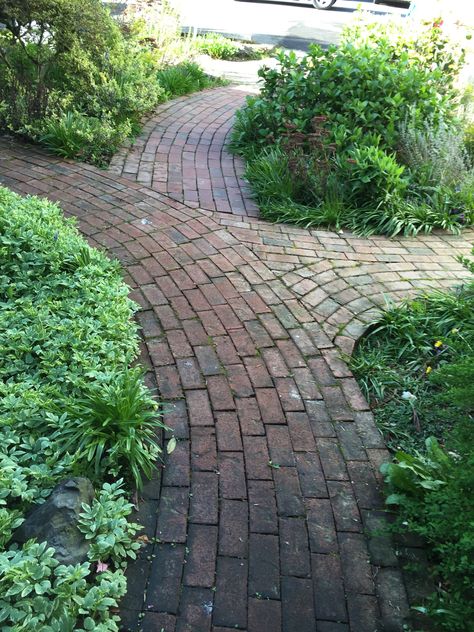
<box><xmin>189</xmin><ymin>471</ymin><xmax>219</xmax><ymax>525</ymax></box>
<box><xmin>311</xmin><ymin>554</ymin><xmax>348</xmax><ymax>622</ymax></box>
<box><xmin>191</xmin><ymin>427</ymin><xmax>217</xmax><ymax>472</ymax></box>
<box><xmin>170</xmin><ymin>296</ymin><xmax>196</xmax><ymax>320</ymax></box>
<box><xmin>346</xmin><ymin>461</ymin><xmax>383</xmax><ymax>510</ymax></box>
<box><xmin>229</xmin><ymin>327</ymin><xmax>256</xmax><ymax>356</ymax></box>
<box><xmin>200</xmin><ymin>309</ymin><xmax>226</xmax><ymax>336</ymax></box>
<box><xmin>218</xmin><ymin>452</ymin><xmax>247</xmax><ymax>499</ymax></box>
<box><xmin>255</xmin><ymin>388</ymin><xmax>285</xmax><ymax>425</ymax></box>
<box><xmin>275</xmin><ymin>377</ymin><xmax>305</xmax><ymax>412</ymax></box>
<box><xmin>142</xmin><ymin>612</ymin><xmax>176</xmax><ymax>632</ymax></box>
<box><xmin>287</xmin><ymin>412</ymin><xmax>316</xmax><ymax>452</ymax></box>
<box><xmin>261</xmin><ymin>347</ymin><xmax>290</xmax><ymax>378</ymax></box>
<box><xmin>195</xmin><ymin>346</ymin><xmax>222</xmax><ymax>376</ymax></box>
<box><xmin>213</xmin><ymin>557</ymin><xmax>248</xmax><ymax>629</ymax></box>
<box><xmin>245</xmin><ymin>320</ymin><xmax>274</xmax><ymax>349</ymax></box>
<box><xmin>156</xmin><ymin>487</ymin><xmax>189</xmax><ymax>543</ymax></box>
<box><xmin>214</xmin><ymin>335</ymin><xmax>240</xmax><ymax>365</ymax></box>
<box><xmin>338</xmin><ymin>532</ymin><xmax>375</xmax><ymax>595</ymax></box>
<box><xmin>163</xmin><ymin>400</ymin><xmax>189</xmax><ymax>439</ymax></box>
<box><xmin>207</xmin><ymin>375</ymin><xmax>235</xmax><ymax>411</ymax></box>
<box><xmin>248</xmin><ymin>480</ymin><xmax>278</xmax><ymax>535</ymax></box>
<box><xmin>321</xmin><ymin>386</ymin><xmax>354</xmax><ymax>421</ymax></box>
<box><xmin>273</xmin><ymin>467</ymin><xmax>304</xmax><ymax>517</ymax></box>
<box><xmin>316</xmin><ymin>438</ymin><xmax>348</xmax><ymax>481</ymax></box>
<box><xmin>183</xmin><ymin>524</ymin><xmax>218</xmax><ymax>587</ymax></box>
<box><xmin>177</xmin><ymin>357</ymin><xmax>205</xmax><ymax>389</ymax></box>
<box><xmin>227</xmin><ymin>364</ymin><xmax>253</xmax><ymax>397</ymax></box>
<box><xmin>244</xmin><ymin>356</ymin><xmax>273</xmax><ymax>388</ymax></box>
<box><xmin>182</xmin><ymin>319</ymin><xmax>209</xmax><ymax>345</ymax></box>
<box><xmin>219</xmin><ymin>499</ymin><xmax>248</xmax><ymax>557</ymax></box>
<box><xmin>281</xmin><ymin>577</ymin><xmax>315</xmax><ymax>632</ymax></box>
<box><xmin>266</xmin><ymin>426</ymin><xmax>295</xmax><ymax>467</ymax></box>
<box><xmin>186</xmin><ymin>390</ymin><xmax>214</xmax><ymax>426</ymax></box>
<box><xmin>166</xmin><ymin>328</ymin><xmax>192</xmax><ymax>358</ymax></box>
<box><xmin>147</xmin><ymin>338</ymin><xmax>174</xmax><ymax>366</ymax></box>
<box><xmin>156</xmin><ymin>365</ymin><xmax>183</xmax><ymax>399</ymax></box>
<box><xmin>295</xmin><ymin>452</ymin><xmax>327</xmax><ymax>498</ymax></box>
<box><xmin>249</xmin><ymin>533</ymin><xmax>280</xmax><ymax>598</ymax></box>
<box><xmin>216</xmin><ymin>412</ymin><xmax>243</xmax><ymax>451</ymax></box>
<box><xmin>154</xmin><ymin>305</ymin><xmax>181</xmax><ymax>330</ymax></box>
<box><xmin>175</xmin><ymin>586</ymin><xmax>214</xmax><ymax>632</ymax></box>
<box><xmin>142</xmin><ymin>284</ymin><xmax>167</xmax><ymax>306</ymax></box>
<box><xmin>279</xmin><ymin>517</ymin><xmax>311</xmax><ymax>578</ymax></box>
<box><xmin>243</xmin><ymin>436</ymin><xmax>272</xmax><ymax>480</ymax></box>
<box><xmin>305</xmin><ymin>498</ymin><xmax>338</xmax><ymax>554</ymax></box>
<box><xmin>236</xmin><ymin>397</ymin><xmax>264</xmax><ymax>436</ymax></box>
<box><xmin>334</xmin><ymin>422</ymin><xmax>367</xmax><ymax>461</ymax></box>
<box><xmin>248</xmin><ymin>598</ymin><xmax>281</xmax><ymax>632</ymax></box>
<box><xmin>163</xmin><ymin>440</ymin><xmax>190</xmax><ymax>487</ymax></box>
<box><xmin>146</xmin><ymin>544</ymin><xmax>185</xmax><ymax>613</ymax></box>
<box><xmin>276</xmin><ymin>339</ymin><xmax>306</xmax><ymax>368</ymax></box>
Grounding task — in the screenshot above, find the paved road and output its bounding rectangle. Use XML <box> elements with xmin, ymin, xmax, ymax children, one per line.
<box><xmin>175</xmin><ymin>0</ymin><xmax>408</xmax><ymax>49</ymax></box>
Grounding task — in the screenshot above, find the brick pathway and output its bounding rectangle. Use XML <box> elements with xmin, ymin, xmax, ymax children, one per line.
<box><xmin>0</xmin><ymin>134</ymin><xmax>472</xmax><ymax>632</ymax></box>
<box><xmin>109</xmin><ymin>87</ymin><xmax>260</xmax><ymax>216</ymax></box>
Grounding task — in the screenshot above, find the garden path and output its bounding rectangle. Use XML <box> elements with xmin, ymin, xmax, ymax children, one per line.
<box><xmin>0</xmin><ymin>111</ymin><xmax>472</xmax><ymax>632</ymax></box>
<box><xmin>109</xmin><ymin>86</ymin><xmax>260</xmax><ymax>217</ymax></box>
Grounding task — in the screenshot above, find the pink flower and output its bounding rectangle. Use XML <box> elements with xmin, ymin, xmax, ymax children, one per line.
<box><xmin>96</xmin><ymin>561</ymin><xmax>109</xmax><ymax>573</ymax></box>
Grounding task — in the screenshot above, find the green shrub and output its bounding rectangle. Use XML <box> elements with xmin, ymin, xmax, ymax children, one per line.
<box><xmin>335</xmin><ymin>144</ymin><xmax>408</xmax><ymax>207</ymax></box>
<box><xmin>156</xmin><ymin>61</ymin><xmax>218</xmax><ymax>97</ymax></box>
<box><xmin>0</xmin><ymin>187</ymin><xmax>164</xmax><ymax>486</ymax></box>
<box><xmin>194</xmin><ymin>33</ymin><xmax>240</xmax><ymax>59</ymax></box>
<box><xmin>40</xmin><ymin>112</ymin><xmax>131</xmax><ymax>165</ymax></box>
<box><xmin>0</xmin><ymin>0</ymin><xmax>213</xmax><ymax>164</ymax></box>
<box><xmin>60</xmin><ymin>369</ymin><xmax>161</xmax><ymax>489</ymax></box>
<box><xmin>381</xmin><ymin>429</ymin><xmax>474</xmax><ymax>631</ymax></box>
<box><xmin>0</xmin><ymin>187</ymin><xmax>163</xmax><ymax>629</ymax></box>
<box><xmin>231</xmin><ymin>19</ymin><xmax>472</xmax><ymax>236</ymax></box>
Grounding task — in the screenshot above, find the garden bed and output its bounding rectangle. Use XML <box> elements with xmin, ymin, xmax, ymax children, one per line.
<box><xmin>230</xmin><ymin>16</ymin><xmax>474</xmax><ymax>236</ymax></box>
<box><xmin>0</xmin><ymin>187</ymin><xmax>163</xmax><ymax>630</ymax></box>
<box><xmin>350</xmin><ymin>253</ymin><xmax>474</xmax><ymax>631</ymax></box>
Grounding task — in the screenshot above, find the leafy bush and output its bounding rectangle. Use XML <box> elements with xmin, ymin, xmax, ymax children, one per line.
<box><xmin>381</xmin><ymin>429</ymin><xmax>474</xmax><ymax>631</ymax></box>
<box><xmin>0</xmin><ymin>0</ymin><xmax>214</xmax><ymax>164</ymax></box>
<box><xmin>194</xmin><ymin>33</ymin><xmax>240</xmax><ymax>59</ymax></box>
<box><xmin>0</xmin><ymin>187</ymin><xmax>164</xmax><ymax>629</ymax></box>
<box><xmin>231</xmin><ymin>18</ymin><xmax>473</xmax><ymax>236</ymax></box>
<box><xmin>40</xmin><ymin>112</ymin><xmax>131</xmax><ymax>165</ymax></box>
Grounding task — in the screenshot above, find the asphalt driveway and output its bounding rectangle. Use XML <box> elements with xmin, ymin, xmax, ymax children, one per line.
<box><xmin>176</xmin><ymin>0</ymin><xmax>408</xmax><ymax>49</ymax></box>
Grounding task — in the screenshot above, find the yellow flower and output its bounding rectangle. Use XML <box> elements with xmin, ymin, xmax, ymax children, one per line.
<box><xmin>451</xmin><ymin>328</ymin><xmax>459</xmax><ymax>334</ymax></box>
<box><xmin>434</xmin><ymin>340</ymin><xmax>443</xmax><ymax>348</ymax></box>
<box><xmin>426</xmin><ymin>366</ymin><xmax>433</xmax><ymax>374</ymax></box>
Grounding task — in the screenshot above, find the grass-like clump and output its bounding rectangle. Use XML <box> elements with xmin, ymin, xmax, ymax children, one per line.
<box><xmin>351</xmin><ymin>260</ymin><xmax>474</xmax><ymax>630</ymax></box>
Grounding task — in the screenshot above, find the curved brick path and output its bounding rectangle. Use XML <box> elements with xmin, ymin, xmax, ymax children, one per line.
<box><xmin>0</xmin><ymin>126</ymin><xmax>472</xmax><ymax>632</ymax></box>
<box><xmin>109</xmin><ymin>87</ymin><xmax>260</xmax><ymax>217</ymax></box>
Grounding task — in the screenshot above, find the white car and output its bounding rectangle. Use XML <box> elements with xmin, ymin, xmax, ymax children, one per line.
<box><xmin>238</xmin><ymin>0</ymin><xmax>338</xmax><ymax>10</ymax></box>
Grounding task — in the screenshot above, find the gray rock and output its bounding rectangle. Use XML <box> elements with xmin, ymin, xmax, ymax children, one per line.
<box><xmin>13</xmin><ymin>477</ymin><xmax>94</xmax><ymax>566</ymax></box>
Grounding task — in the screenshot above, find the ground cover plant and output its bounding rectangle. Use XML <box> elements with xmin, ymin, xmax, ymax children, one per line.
<box><xmin>0</xmin><ymin>187</ymin><xmax>164</xmax><ymax>630</ymax></box>
<box><xmin>351</xmin><ymin>256</ymin><xmax>474</xmax><ymax>630</ymax></box>
<box><xmin>0</xmin><ymin>0</ymin><xmax>221</xmax><ymax>165</ymax></box>
<box><xmin>230</xmin><ymin>17</ymin><xmax>474</xmax><ymax>236</ymax></box>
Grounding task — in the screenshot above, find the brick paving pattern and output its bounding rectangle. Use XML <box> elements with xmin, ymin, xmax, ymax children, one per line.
<box><xmin>109</xmin><ymin>87</ymin><xmax>260</xmax><ymax>216</ymax></box>
<box><xmin>1</xmin><ymin>104</ymin><xmax>472</xmax><ymax>632</ymax></box>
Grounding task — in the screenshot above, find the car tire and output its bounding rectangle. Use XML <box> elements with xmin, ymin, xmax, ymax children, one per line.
<box><xmin>312</xmin><ymin>0</ymin><xmax>336</xmax><ymax>9</ymax></box>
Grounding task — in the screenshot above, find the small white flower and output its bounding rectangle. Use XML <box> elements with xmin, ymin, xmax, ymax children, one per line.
<box><xmin>401</xmin><ymin>391</ymin><xmax>417</xmax><ymax>402</ymax></box>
